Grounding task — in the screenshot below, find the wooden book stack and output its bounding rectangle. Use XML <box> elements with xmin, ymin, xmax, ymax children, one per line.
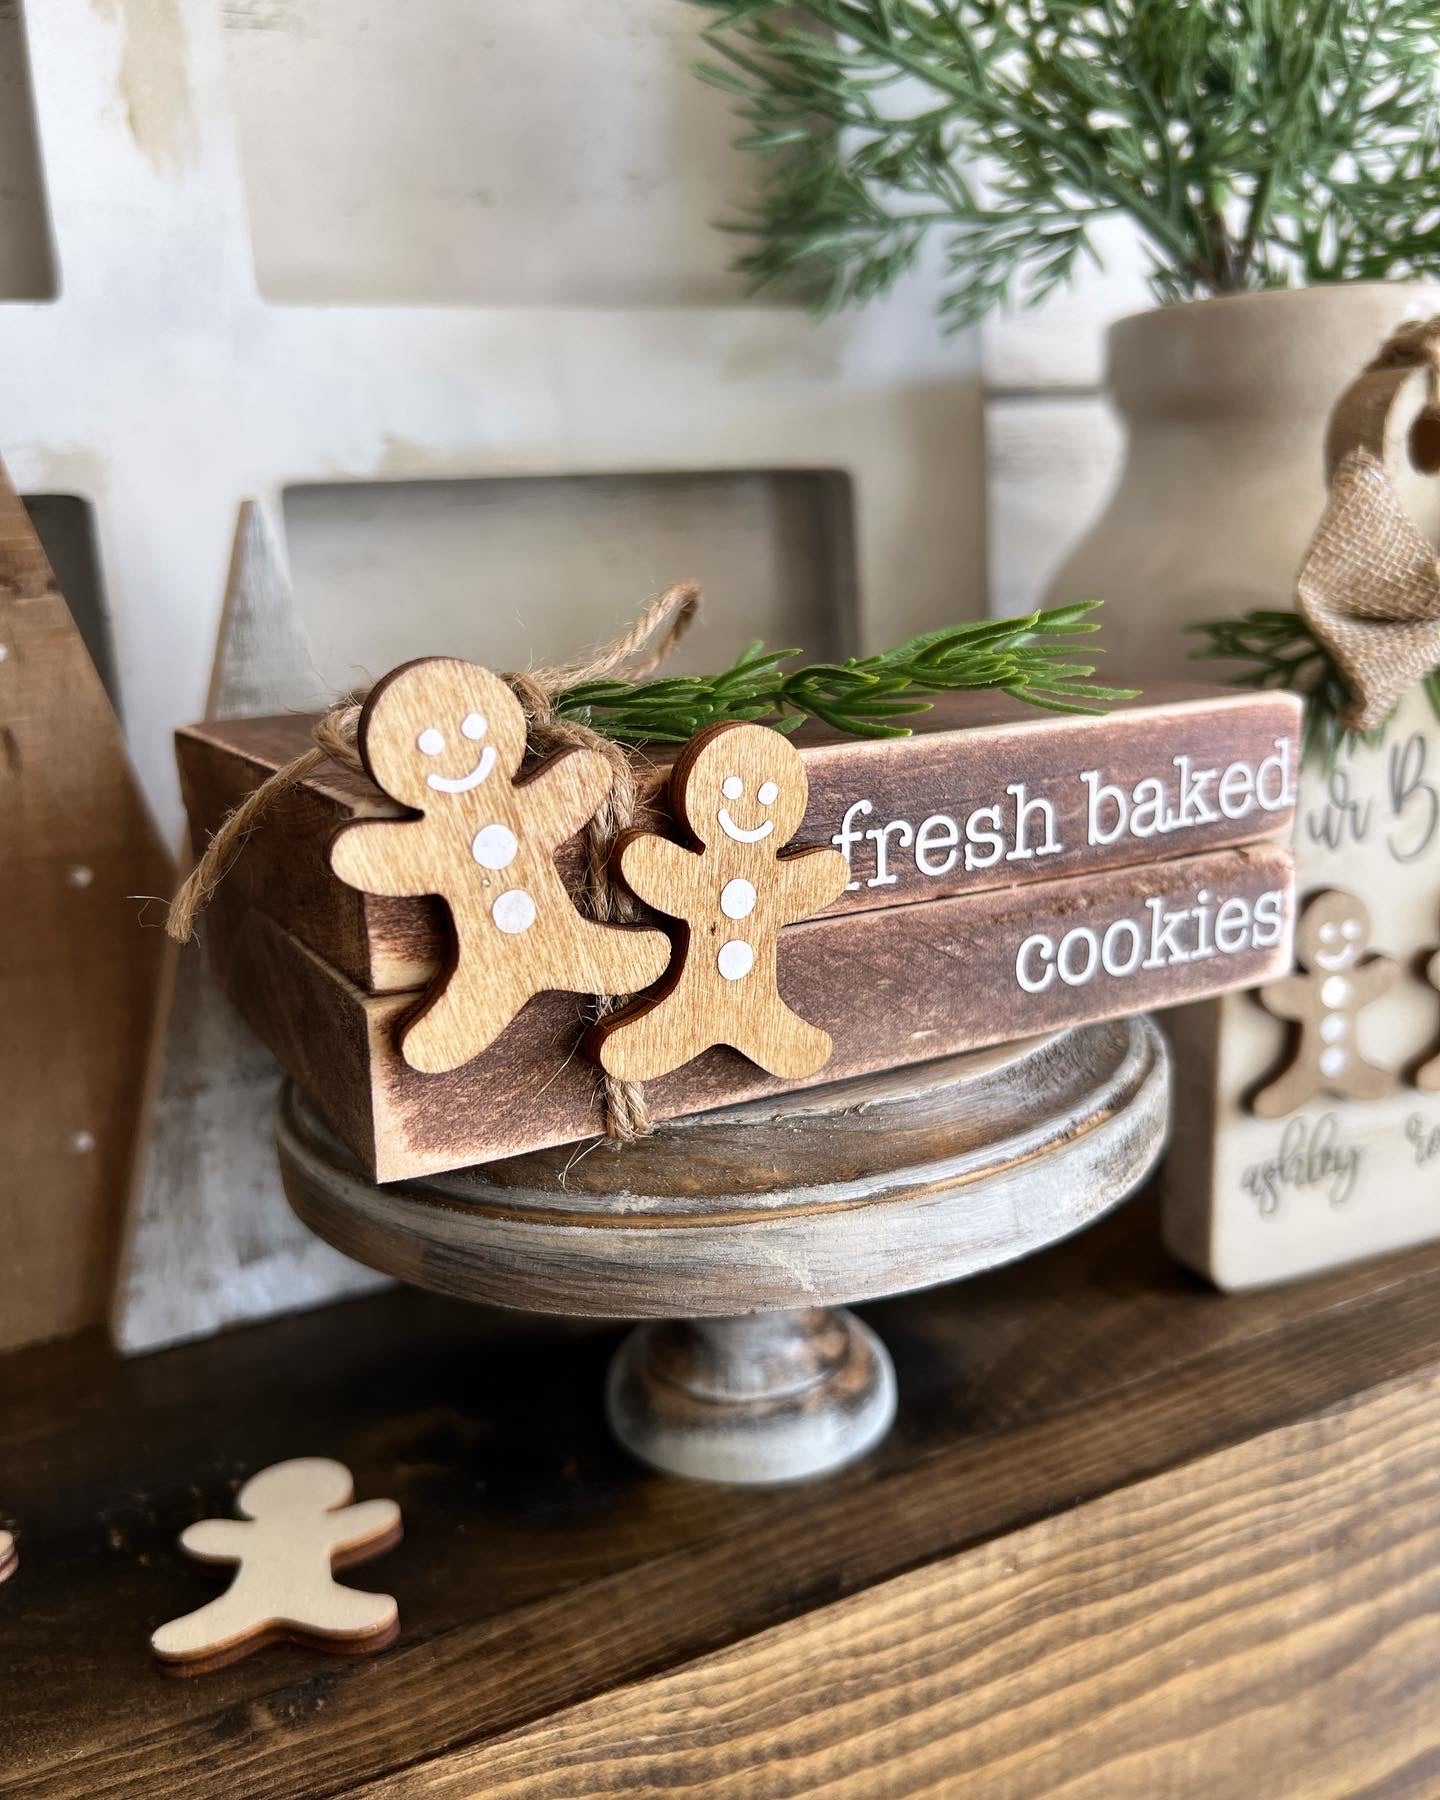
<box><xmin>178</xmin><ymin>682</ymin><xmax>1301</xmax><ymax>1181</ymax></box>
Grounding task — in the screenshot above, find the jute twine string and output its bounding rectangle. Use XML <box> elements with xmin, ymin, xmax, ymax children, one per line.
<box><xmin>1299</xmin><ymin>314</ymin><xmax>1440</xmax><ymax>733</ymax></box>
<box><xmin>168</xmin><ymin>579</ymin><xmax>702</xmax><ymax>1142</ymax></box>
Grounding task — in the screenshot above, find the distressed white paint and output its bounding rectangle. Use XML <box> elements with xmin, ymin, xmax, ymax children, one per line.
<box><xmin>114</xmin><ymin>505</ymin><xmax>385</xmax><ymax>1355</ymax></box>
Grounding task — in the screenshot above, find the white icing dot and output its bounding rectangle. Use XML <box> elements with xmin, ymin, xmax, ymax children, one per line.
<box><xmin>491</xmin><ymin>888</ymin><xmax>536</xmax><ymax>934</ymax></box>
<box><xmin>462</xmin><ymin>711</ymin><xmax>487</xmax><ymax>740</ymax></box>
<box><xmin>717</xmin><ymin>939</ymin><xmax>754</xmax><ymax>981</ymax></box>
<box><xmin>1321</xmin><ymin>976</ymin><xmax>1350</xmax><ymax>1007</ymax></box>
<box><xmin>1320</xmin><ymin>1013</ymin><xmax>1347</xmax><ymax>1042</ymax></box>
<box><xmin>417</xmin><ymin>726</ymin><xmax>445</xmax><ymax>755</ymax></box>
<box><xmin>1320</xmin><ymin>1046</ymin><xmax>1348</xmax><ymax>1077</ymax></box>
<box><xmin>472</xmin><ymin>823</ymin><xmax>518</xmax><ymax>870</ymax></box>
<box><xmin>69</xmin><ymin>1130</ymin><xmax>95</xmax><ymax>1154</ymax></box>
<box><xmin>720</xmin><ymin>877</ymin><xmax>757</xmax><ymax>920</ymax></box>
<box><xmin>67</xmin><ymin>864</ymin><xmax>93</xmax><ymax>889</ymax></box>
<box><xmin>0</xmin><ymin>643</ymin><xmax>8</xmax><ymax>661</ymax></box>
<box><xmin>757</xmin><ymin>780</ymin><xmax>779</xmax><ymax>805</ymax></box>
<box><xmin>722</xmin><ymin>775</ymin><xmax>743</xmax><ymax>800</ymax></box>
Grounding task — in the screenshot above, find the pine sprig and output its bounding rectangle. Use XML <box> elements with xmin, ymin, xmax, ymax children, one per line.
<box><xmin>687</xmin><ymin>0</ymin><xmax>1440</xmax><ymax>329</ymax></box>
<box><xmin>1185</xmin><ymin>608</ymin><xmax>1440</xmax><ymax>765</ymax></box>
<box><xmin>555</xmin><ymin>603</ymin><xmax>1135</xmax><ymax>743</ymax></box>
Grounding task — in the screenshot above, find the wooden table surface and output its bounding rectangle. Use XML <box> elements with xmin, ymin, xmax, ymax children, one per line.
<box><xmin>5</xmin><ymin>1186</ymin><xmax>1440</xmax><ymax>1798</ymax></box>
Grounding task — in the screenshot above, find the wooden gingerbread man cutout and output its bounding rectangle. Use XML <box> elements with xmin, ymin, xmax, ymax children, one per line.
<box><xmin>1253</xmin><ymin>888</ymin><xmax>1399</xmax><ymax>1119</ymax></box>
<box><xmin>591</xmin><ymin>721</ymin><xmax>849</xmax><ymax>1081</ymax></box>
<box><xmin>151</xmin><ymin>1457</ymin><xmax>401</xmax><ymax>1672</ymax></box>
<box><xmin>332</xmin><ymin>658</ymin><xmax>670</xmax><ymax>1073</ymax></box>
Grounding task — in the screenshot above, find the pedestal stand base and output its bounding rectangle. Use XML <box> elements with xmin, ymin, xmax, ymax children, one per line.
<box><xmin>607</xmin><ymin>1307</ymin><xmax>897</xmax><ymax>1485</ymax></box>
<box><xmin>278</xmin><ymin>1018</ymin><xmax>1169</xmax><ymax>1486</ymax></box>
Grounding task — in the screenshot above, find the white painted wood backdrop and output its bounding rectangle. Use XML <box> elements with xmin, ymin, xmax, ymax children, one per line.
<box><xmin>983</xmin><ymin>217</ymin><xmax>1148</xmax><ymax>618</ymax></box>
<box><xmin>0</xmin><ymin>0</ymin><xmax>989</xmax><ymax>1346</ymax></box>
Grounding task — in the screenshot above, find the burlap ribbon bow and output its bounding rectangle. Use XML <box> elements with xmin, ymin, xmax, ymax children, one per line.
<box><xmin>1297</xmin><ymin>316</ymin><xmax>1440</xmax><ymax>733</ymax></box>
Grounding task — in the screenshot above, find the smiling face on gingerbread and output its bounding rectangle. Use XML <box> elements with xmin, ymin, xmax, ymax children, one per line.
<box><xmin>677</xmin><ymin>722</ymin><xmax>808</xmax><ymax>849</ymax></box>
<box><xmin>360</xmin><ymin>658</ymin><xmax>527</xmax><ymax>810</ymax></box>
<box><xmin>1295</xmin><ymin>889</ymin><xmax>1369</xmax><ymax>973</ymax></box>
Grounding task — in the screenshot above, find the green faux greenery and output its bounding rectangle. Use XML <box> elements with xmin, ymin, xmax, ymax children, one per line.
<box><xmin>1188</xmin><ymin>607</ymin><xmax>1440</xmax><ymax>763</ymax></box>
<box><xmin>555</xmin><ymin>603</ymin><xmax>1135</xmax><ymax>741</ymax></box>
<box><xmin>688</xmin><ymin>0</ymin><xmax>1440</xmax><ymax>328</ymax></box>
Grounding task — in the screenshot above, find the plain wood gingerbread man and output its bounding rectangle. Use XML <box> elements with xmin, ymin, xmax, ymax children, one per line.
<box><xmin>332</xmin><ymin>657</ymin><xmax>670</xmax><ymax>1073</ymax></box>
<box><xmin>1253</xmin><ymin>888</ymin><xmax>1399</xmax><ymax>1119</ymax></box>
<box><xmin>591</xmin><ymin>720</ymin><xmax>848</xmax><ymax>1081</ymax></box>
<box><xmin>1416</xmin><ymin>949</ymin><xmax>1440</xmax><ymax>1091</ymax></box>
<box><xmin>150</xmin><ymin>1458</ymin><xmax>401</xmax><ymax>1670</ymax></box>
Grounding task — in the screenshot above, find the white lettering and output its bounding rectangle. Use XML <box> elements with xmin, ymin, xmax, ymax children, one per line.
<box><xmin>865</xmin><ymin>818</ymin><xmax>914</xmax><ymax>888</ymax></box>
<box><xmin>965</xmin><ymin>803</ymin><xmax>1006</xmax><ymax>870</ymax></box>
<box><xmin>831</xmin><ymin>799</ymin><xmax>872</xmax><ymax>891</ymax></box>
<box><xmin>914</xmin><ymin>813</ymin><xmax>960</xmax><ymax>877</ymax></box>
<box><xmin>1016</xmin><ymin>934</ymin><xmax>1055</xmax><ymax>993</ymax></box>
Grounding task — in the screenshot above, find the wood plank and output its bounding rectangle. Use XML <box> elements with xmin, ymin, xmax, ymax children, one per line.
<box><xmin>0</xmin><ymin>467</ymin><xmax>171</xmax><ymax>1350</ymax></box>
<box><xmin>986</xmin><ymin>395</ymin><xmax>1124</xmax><ymax>619</ymax></box>
<box><xmin>178</xmin><ymin>683</ymin><xmax>1301</xmax><ymax>993</ymax></box>
<box><xmin>213</xmin><ymin>842</ymin><xmax>1293</xmax><ymax>1180</ymax></box>
<box><xmin>8</xmin><ymin>1197</ymin><xmax>1440</xmax><ymax>1799</ymax></box>
<box><xmin>377</xmin><ymin>1370</ymin><xmax>1440</xmax><ymax>1799</ymax></box>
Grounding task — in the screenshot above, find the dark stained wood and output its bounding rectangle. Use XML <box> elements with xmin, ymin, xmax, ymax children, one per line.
<box><xmin>211</xmin><ymin>844</ymin><xmax>1292</xmax><ymax>1180</ymax></box>
<box><xmin>177</xmin><ymin>684</ymin><xmax>1301</xmax><ymax>993</ymax></box>
<box><xmin>398</xmin><ymin>1372</ymin><xmax>1440</xmax><ymax>1799</ymax></box>
<box><xmin>0</xmin><ymin>467</ymin><xmax>172</xmax><ymax>1350</ymax></box>
<box><xmin>8</xmin><ymin>1193</ymin><xmax>1440</xmax><ymax>1796</ymax></box>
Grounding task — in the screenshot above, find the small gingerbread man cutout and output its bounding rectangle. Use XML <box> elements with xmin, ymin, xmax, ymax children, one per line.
<box><xmin>331</xmin><ymin>658</ymin><xmax>670</xmax><ymax>1073</ymax></box>
<box><xmin>1253</xmin><ymin>888</ymin><xmax>1399</xmax><ymax>1119</ymax></box>
<box><xmin>151</xmin><ymin>1458</ymin><xmax>401</xmax><ymax>1671</ymax></box>
<box><xmin>590</xmin><ymin>721</ymin><xmax>848</xmax><ymax>1081</ymax></box>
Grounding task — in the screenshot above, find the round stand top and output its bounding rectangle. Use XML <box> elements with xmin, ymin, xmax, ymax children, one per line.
<box><xmin>277</xmin><ymin>1017</ymin><xmax>1168</xmax><ymax>1319</ymax></box>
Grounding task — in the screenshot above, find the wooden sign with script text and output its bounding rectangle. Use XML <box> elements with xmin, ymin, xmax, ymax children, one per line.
<box><xmin>1166</xmin><ymin>689</ymin><xmax>1440</xmax><ymax>1289</ymax></box>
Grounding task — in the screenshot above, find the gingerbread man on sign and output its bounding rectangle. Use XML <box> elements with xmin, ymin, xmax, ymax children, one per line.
<box><xmin>1253</xmin><ymin>888</ymin><xmax>1399</xmax><ymax>1118</ymax></box>
<box><xmin>332</xmin><ymin>658</ymin><xmax>670</xmax><ymax>1073</ymax></box>
<box><xmin>591</xmin><ymin>721</ymin><xmax>849</xmax><ymax>1081</ymax></box>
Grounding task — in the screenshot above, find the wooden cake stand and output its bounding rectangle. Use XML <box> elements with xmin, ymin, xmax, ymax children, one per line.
<box><xmin>276</xmin><ymin>1015</ymin><xmax>1169</xmax><ymax>1486</ymax></box>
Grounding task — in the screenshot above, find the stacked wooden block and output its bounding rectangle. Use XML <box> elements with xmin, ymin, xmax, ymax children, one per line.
<box><xmin>178</xmin><ymin>683</ymin><xmax>1300</xmax><ymax>1181</ymax></box>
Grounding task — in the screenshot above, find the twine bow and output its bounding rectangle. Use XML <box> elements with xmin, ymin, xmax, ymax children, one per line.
<box><xmin>1297</xmin><ymin>315</ymin><xmax>1440</xmax><ymax>734</ymax></box>
<box><xmin>168</xmin><ymin>580</ymin><xmax>702</xmax><ymax>1143</ymax></box>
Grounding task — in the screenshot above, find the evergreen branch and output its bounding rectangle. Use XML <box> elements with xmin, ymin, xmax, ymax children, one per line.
<box><xmin>1185</xmin><ymin>608</ymin><xmax>1436</xmax><ymax>765</ymax></box>
<box><xmin>687</xmin><ymin>0</ymin><xmax>1440</xmax><ymax>326</ymax></box>
<box><xmin>555</xmin><ymin>603</ymin><xmax>1136</xmax><ymax>743</ymax></box>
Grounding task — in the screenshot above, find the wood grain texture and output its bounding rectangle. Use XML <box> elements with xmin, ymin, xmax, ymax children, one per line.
<box><xmin>217</xmin><ymin>843</ymin><xmax>1292</xmax><ymax>1180</ymax></box>
<box><xmin>331</xmin><ymin>658</ymin><xmax>668</xmax><ymax>1074</ymax></box>
<box><xmin>595</xmin><ymin>721</ymin><xmax>850</xmax><ymax>1081</ymax></box>
<box><xmin>113</xmin><ymin>502</ymin><xmax>383</xmax><ymax>1355</ymax></box>
<box><xmin>371</xmin><ymin>1371</ymin><xmax>1440</xmax><ymax>1800</ymax></box>
<box><xmin>0</xmin><ymin>465</ymin><xmax>171</xmax><ymax>1350</ymax></box>
<box><xmin>151</xmin><ymin>1458</ymin><xmax>400</xmax><ymax>1672</ymax></box>
<box><xmin>985</xmin><ymin>395</ymin><xmax>1124</xmax><ymax>619</ymax></box>
<box><xmin>9</xmin><ymin>1197</ymin><xmax>1440</xmax><ymax>1798</ymax></box>
<box><xmin>178</xmin><ymin>684</ymin><xmax>1301</xmax><ymax>994</ymax></box>
<box><xmin>276</xmin><ymin>1017</ymin><xmax>1168</xmax><ymax>1316</ymax></box>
